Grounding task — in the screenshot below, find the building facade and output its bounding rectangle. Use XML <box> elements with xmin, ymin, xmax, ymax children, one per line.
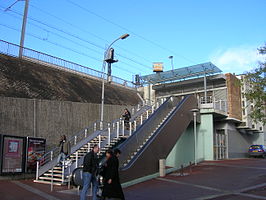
<box><xmin>140</xmin><ymin>69</ymin><xmax>265</xmax><ymax>165</ymax></box>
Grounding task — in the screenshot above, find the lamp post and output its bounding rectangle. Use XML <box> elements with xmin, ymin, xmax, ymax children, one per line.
<box><xmin>100</xmin><ymin>34</ymin><xmax>130</xmax><ymax>129</ymax></box>
<box><xmin>168</xmin><ymin>56</ymin><xmax>174</xmax><ymax>70</ymax></box>
<box><xmin>190</xmin><ymin>108</ymin><xmax>199</xmax><ymax>165</ymax></box>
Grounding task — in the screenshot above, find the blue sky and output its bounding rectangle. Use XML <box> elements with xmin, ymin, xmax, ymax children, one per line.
<box><xmin>0</xmin><ymin>0</ymin><xmax>265</xmax><ymax>81</ymax></box>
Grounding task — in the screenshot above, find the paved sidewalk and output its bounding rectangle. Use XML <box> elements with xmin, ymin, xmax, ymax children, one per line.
<box><xmin>0</xmin><ymin>159</ymin><xmax>266</xmax><ymax>200</ymax></box>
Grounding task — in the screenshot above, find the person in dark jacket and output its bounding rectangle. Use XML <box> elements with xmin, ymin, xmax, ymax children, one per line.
<box><xmin>80</xmin><ymin>144</ymin><xmax>100</xmax><ymax>200</ymax></box>
<box><xmin>102</xmin><ymin>149</ymin><xmax>125</xmax><ymax>200</ymax></box>
<box><xmin>122</xmin><ymin>108</ymin><xmax>131</xmax><ymax>130</ymax></box>
<box><xmin>57</xmin><ymin>135</ymin><xmax>71</xmax><ymax>165</ymax></box>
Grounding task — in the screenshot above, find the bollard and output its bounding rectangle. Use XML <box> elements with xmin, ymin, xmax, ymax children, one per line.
<box><xmin>159</xmin><ymin>159</ymin><xmax>166</xmax><ymax>177</ymax></box>
<box><xmin>181</xmin><ymin>164</ymin><xmax>184</xmax><ymax>176</ymax></box>
<box><xmin>189</xmin><ymin>161</ymin><xmax>192</xmax><ymax>174</ymax></box>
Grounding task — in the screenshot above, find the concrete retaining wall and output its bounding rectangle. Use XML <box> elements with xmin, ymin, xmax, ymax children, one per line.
<box><xmin>0</xmin><ymin>96</ymin><xmax>132</xmax><ymax>148</ymax></box>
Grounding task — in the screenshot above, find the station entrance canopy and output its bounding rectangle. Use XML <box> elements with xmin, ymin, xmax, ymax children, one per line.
<box><xmin>140</xmin><ymin>62</ymin><xmax>222</xmax><ymax>85</ymax></box>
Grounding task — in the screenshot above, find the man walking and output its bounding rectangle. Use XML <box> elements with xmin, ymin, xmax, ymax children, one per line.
<box><xmin>57</xmin><ymin>135</ymin><xmax>70</xmax><ymax>165</ymax></box>
<box><xmin>80</xmin><ymin>144</ymin><xmax>100</xmax><ymax>200</ymax></box>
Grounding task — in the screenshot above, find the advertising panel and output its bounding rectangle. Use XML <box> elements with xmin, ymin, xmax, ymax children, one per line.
<box><xmin>153</xmin><ymin>62</ymin><xmax>164</xmax><ymax>72</ymax></box>
<box><xmin>26</xmin><ymin>137</ymin><xmax>46</xmax><ymax>172</ymax></box>
<box><xmin>1</xmin><ymin>135</ymin><xmax>25</xmax><ymax>173</ymax></box>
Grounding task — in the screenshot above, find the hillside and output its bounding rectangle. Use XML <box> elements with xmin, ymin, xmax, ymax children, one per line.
<box><xmin>0</xmin><ymin>53</ymin><xmax>140</xmax><ymax>105</ymax></box>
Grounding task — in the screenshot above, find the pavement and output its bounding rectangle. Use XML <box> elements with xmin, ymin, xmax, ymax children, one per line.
<box><xmin>0</xmin><ymin>158</ymin><xmax>266</xmax><ymax>200</ymax></box>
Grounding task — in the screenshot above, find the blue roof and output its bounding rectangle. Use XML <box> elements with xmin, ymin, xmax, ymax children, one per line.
<box><xmin>140</xmin><ymin>62</ymin><xmax>222</xmax><ymax>84</ymax></box>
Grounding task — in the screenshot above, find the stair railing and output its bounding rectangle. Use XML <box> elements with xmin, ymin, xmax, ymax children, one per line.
<box><xmin>35</xmin><ymin>99</ymin><xmax>165</xmax><ymax>182</ymax></box>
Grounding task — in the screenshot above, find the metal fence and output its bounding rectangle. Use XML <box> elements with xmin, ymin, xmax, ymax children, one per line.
<box><xmin>199</xmin><ymin>96</ymin><xmax>228</xmax><ymax>113</ymax></box>
<box><xmin>0</xmin><ymin>39</ymin><xmax>135</xmax><ymax>88</ymax></box>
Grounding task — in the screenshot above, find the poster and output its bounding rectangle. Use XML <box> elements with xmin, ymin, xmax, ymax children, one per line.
<box><xmin>26</xmin><ymin>137</ymin><xmax>46</xmax><ymax>172</ymax></box>
<box><xmin>1</xmin><ymin>136</ymin><xmax>25</xmax><ymax>173</ymax></box>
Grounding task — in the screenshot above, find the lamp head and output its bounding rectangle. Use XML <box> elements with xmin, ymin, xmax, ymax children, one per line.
<box><xmin>120</xmin><ymin>33</ymin><xmax>130</xmax><ymax>40</ymax></box>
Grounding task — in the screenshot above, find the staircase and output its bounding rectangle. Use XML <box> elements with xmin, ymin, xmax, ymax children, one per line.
<box><xmin>34</xmin><ymin>99</ymin><xmax>167</xmax><ymax>185</ymax></box>
<box><xmin>118</xmin><ymin>95</ymin><xmax>198</xmax><ymax>183</ymax></box>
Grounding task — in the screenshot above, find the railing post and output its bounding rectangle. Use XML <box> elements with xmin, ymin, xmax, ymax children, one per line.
<box><xmin>94</xmin><ymin>122</ymin><xmax>97</xmax><ymax>132</ymax></box>
<box><xmin>129</xmin><ymin>122</ymin><xmax>132</xmax><ymax>136</ymax></box>
<box><xmin>62</xmin><ymin>160</ymin><xmax>65</xmax><ymax>183</ymax></box>
<box><xmin>152</xmin><ymin>105</ymin><xmax>154</xmax><ymax>113</ymax></box>
<box><xmin>137</xmin><ymin>104</ymin><xmax>140</xmax><ymax>110</ymax></box>
<box><xmin>112</xmin><ymin>123</ymin><xmax>115</xmax><ymax>131</ymax></box>
<box><xmin>36</xmin><ymin>161</ymin><xmax>39</xmax><ymax>180</ymax></box>
<box><xmin>75</xmin><ymin>151</ymin><xmax>78</xmax><ymax>168</ymax></box>
<box><xmin>74</xmin><ymin>136</ymin><xmax>77</xmax><ymax>145</ymax></box>
<box><xmin>98</xmin><ymin>135</ymin><xmax>101</xmax><ymax>148</ymax></box>
<box><xmin>140</xmin><ymin>115</ymin><xmax>143</xmax><ymax>125</ymax></box>
<box><xmin>146</xmin><ymin>110</ymin><xmax>149</xmax><ymax>119</ymax></box>
<box><xmin>122</xmin><ymin>120</ymin><xmax>125</xmax><ymax>137</ymax></box>
<box><xmin>156</xmin><ymin>102</ymin><xmax>159</xmax><ymax>109</ymax></box>
<box><xmin>220</xmin><ymin>100</ymin><xmax>222</xmax><ymax>110</ymax></box>
<box><xmin>84</xmin><ymin>129</ymin><xmax>87</xmax><ymax>138</ymax></box>
<box><xmin>132</xmin><ymin>108</ymin><xmax>135</xmax><ymax>115</ymax></box>
<box><xmin>134</xmin><ymin>120</ymin><xmax>137</xmax><ymax>132</ymax></box>
<box><xmin>116</xmin><ymin>121</ymin><xmax>119</xmax><ymax>138</ymax></box>
<box><xmin>51</xmin><ymin>151</ymin><xmax>53</xmax><ymax>161</ymax></box>
<box><xmin>87</xmin><ymin>143</ymin><xmax>90</xmax><ymax>152</ymax></box>
<box><xmin>108</xmin><ymin>123</ymin><xmax>111</xmax><ymax>146</ymax></box>
<box><xmin>51</xmin><ymin>167</ymin><xmax>54</xmax><ymax>192</ymax></box>
<box><xmin>100</xmin><ymin>121</ymin><xmax>103</xmax><ymax>130</ymax></box>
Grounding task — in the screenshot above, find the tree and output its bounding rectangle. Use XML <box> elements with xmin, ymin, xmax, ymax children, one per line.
<box><xmin>244</xmin><ymin>44</ymin><xmax>266</xmax><ymax>125</ymax></box>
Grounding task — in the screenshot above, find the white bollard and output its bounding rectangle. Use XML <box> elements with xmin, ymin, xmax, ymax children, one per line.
<box><xmin>159</xmin><ymin>159</ymin><xmax>166</xmax><ymax>177</ymax></box>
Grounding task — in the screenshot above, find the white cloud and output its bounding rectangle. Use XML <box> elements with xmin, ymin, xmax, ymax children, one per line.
<box><xmin>209</xmin><ymin>45</ymin><xmax>265</xmax><ymax>74</ymax></box>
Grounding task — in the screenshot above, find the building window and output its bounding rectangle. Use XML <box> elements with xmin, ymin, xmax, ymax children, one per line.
<box><xmin>252</xmin><ymin>124</ymin><xmax>255</xmax><ymax>129</ymax></box>
<box><xmin>242</xmin><ymin>101</ymin><xmax>245</xmax><ymax>107</ymax></box>
<box><xmin>242</xmin><ymin>109</ymin><xmax>246</xmax><ymax>116</ymax></box>
<box><xmin>260</xmin><ymin>127</ymin><xmax>263</xmax><ymax>131</ymax></box>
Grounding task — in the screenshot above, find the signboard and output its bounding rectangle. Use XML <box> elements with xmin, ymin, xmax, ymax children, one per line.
<box><xmin>1</xmin><ymin>135</ymin><xmax>25</xmax><ymax>173</ymax></box>
<box><xmin>153</xmin><ymin>62</ymin><xmax>164</xmax><ymax>73</ymax></box>
<box><xmin>26</xmin><ymin>137</ymin><xmax>46</xmax><ymax>172</ymax></box>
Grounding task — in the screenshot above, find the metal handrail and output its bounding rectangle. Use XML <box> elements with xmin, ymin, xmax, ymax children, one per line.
<box><xmin>0</xmin><ymin>39</ymin><xmax>136</xmax><ymax>88</ymax></box>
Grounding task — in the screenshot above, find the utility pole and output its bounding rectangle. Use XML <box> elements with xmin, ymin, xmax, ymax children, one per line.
<box><xmin>19</xmin><ymin>0</ymin><xmax>29</xmax><ymax>58</ymax></box>
<box><xmin>5</xmin><ymin>0</ymin><xmax>29</xmax><ymax>58</ymax></box>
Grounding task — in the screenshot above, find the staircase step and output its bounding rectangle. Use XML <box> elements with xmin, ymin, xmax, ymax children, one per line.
<box><xmin>39</xmin><ymin>176</ymin><xmax>63</xmax><ymax>182</ymax></box>
<box><xmin>34</xmin><ymin>179</ymin><xmax>65</xmax><ymax>186</ymax></box>
<box><xmin>43</xmin><ymin>173</ymin><xmax>63</xmax><ymax>177</ymax></box>
<box><xmin>48</xmin><ymin>170</ymin><xmax>62</xmax><ymax>173</ymax></box>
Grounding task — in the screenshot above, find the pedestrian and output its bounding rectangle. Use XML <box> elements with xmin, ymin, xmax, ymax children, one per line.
<box><xmin>57</xmin><ymin>135</ymin><xmax>71</xmax><ymax>165</ymax></box>
<box><xmin>122</xmin><ymin>108</ymin><xmax>131</xmax><ymax>130</ymax></box>
<box><xmin>102</xmin><ymin>149</ymin><xmax>125</xmax><ymax>200</ymax></box>
<box><xmin>80</xmin><ymin>144</ymin><xmax>100</xmax><ymax>200</ymax></box>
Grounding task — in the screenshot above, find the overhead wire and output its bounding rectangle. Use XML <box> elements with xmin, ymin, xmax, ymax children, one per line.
<box><xmin>65</xmin><ymin>0</ymin><xmax>196</xmax><ymax>64</ymax></box>
<box><xmin>29</xmin><ymin>3</ymin><xmax>153</xmax><ymax>65</ymax></box>
<box><xmin>1</xmin><ymin>6</ymin><xmax>151</xmax><ymax>71</ymax></box>
<box><xmin>0</xmin><ymin>23</ymin><xmax>136</xmax><ymax>75</ymax></box>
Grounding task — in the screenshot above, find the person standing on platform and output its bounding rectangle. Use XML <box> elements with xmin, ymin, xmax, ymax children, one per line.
<box><xmin>102</xmin><ymin>149</ymin><xmax>125</xmax><ymax>200</ymax></box>
<box><xmin>80</xmin><ymin>144</ymin><xmax>100</xmax><ymax>200</ymax></box>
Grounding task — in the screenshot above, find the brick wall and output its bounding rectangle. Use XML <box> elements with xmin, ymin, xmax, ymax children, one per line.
<box><xmin>225</xmin><ymin>73</ymin><xmax>242</xmax><ymax>120</ymax></box>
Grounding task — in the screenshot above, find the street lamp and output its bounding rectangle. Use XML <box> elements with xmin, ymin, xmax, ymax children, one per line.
<box><xmin>190</xmin><ymin>108</ymin><xmax>199</xmax><ymax>165</ymax></box>
<box><xmin>168</xmin><ymin>56</ymin><xmax>174</xmax><ymax>70</ymax></box>
<box><xmin>100</xmin><ymin>34</ymin><xmax>130</xmax><ymax>129</ymax></box>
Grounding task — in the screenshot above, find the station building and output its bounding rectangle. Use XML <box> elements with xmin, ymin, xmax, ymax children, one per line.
<box><xmin>139</xmin><ymin>62</ymin><xmax>265</xmax><ymax>168</ymax></box>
